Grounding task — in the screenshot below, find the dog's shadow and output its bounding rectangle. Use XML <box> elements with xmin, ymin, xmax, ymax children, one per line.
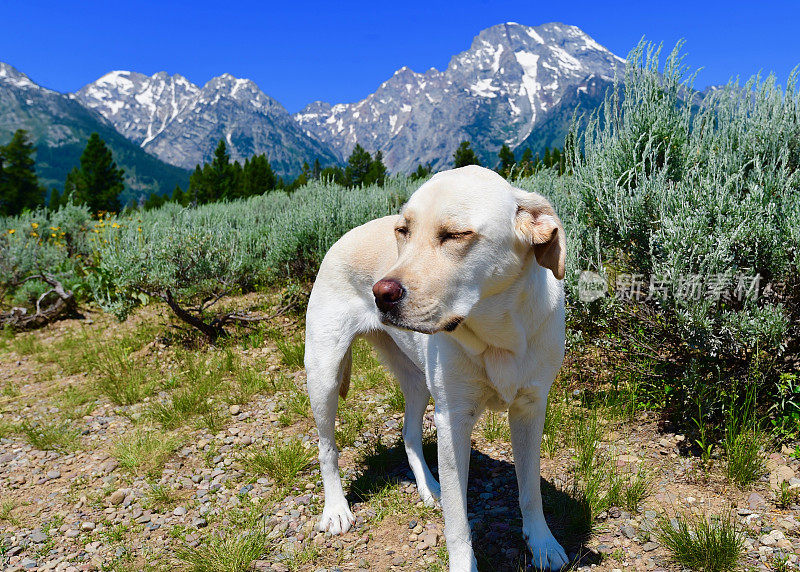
<box><xmin>347</xmin><ymin>437</ymin><xmax>601</xmax><ymax>570</ymax></box>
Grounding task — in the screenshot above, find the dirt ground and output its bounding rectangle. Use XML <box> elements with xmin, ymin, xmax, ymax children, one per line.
<box><xmin>0</xmin><ymin>297</ymin><xmax>798</xmax><ymax>571</ymax></box>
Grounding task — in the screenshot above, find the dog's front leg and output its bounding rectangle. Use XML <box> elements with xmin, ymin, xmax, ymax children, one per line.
<box><xmin>435</xmin><ymin>398</ymin><xmax>481</xmax><ymax>572</ymax></box>
<box><xmin>509</xmin><ymin>388</ymin><xmax>568</xmax><ymax>570</ymax></box>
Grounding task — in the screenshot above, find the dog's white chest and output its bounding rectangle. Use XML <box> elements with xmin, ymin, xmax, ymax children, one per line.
<box><xmin>481</xmin><ymin>347</ymin><xmax>526</xmax><ymax>406</ymax></box>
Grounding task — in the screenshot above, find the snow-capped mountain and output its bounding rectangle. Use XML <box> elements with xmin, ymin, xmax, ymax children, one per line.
<box><xmin>74</xmin><ymin>71</ymin><xmax>200</xmax><ymax>147</ymax></box>
<box><xmin>73</xmin><ymin>72</ymin><xmax>338</xmax><ymax>178</ymax></box>
<box><xmin>6</xmin><ymin>21</ymin><xmax>625</xmax><ymax>184</ymax></box>
<box><xmin>295</xmin><ymin>22</ymin><xmax>624</xmax><ymax>171</ymax></box>
<box><xmin>0</xmin><ymin>62</ymin><xmax>190</xmax><ymax>203</ymax></box>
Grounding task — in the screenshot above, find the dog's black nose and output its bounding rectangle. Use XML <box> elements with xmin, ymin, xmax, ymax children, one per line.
<box><xmin>373</xmin><ymin>279</ymin><xmax>405</xmax><ymax>312</ymax></box>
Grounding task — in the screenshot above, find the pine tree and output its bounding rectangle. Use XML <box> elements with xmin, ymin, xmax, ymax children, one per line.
<box><xmin>187</xmin><ymin>165</ymin><xmax>206</xmax><ymax>205</ymax></box>
<box><xmin>453</xmin><ymin>140</ymin><xmax>481</xmax><ymax>168</ymax></box>
<box><xmin>49</xmin><ymin>188</ymin><xmax>62</xmax><ymax>210</ymax></box>
<box><xmin>312</xmin><ymin>158</ymin><xmax>322</xmax><ymax>179</ymax></box>
<box><xmin>171</xmin><ymin>184</ymin><xmax>186</xmax><ymax>206</ymax></box>
<box><xmin>210</xmin><ymin>139</ymin><xmax>234</xmax><ymax>200</ymax></box>
<box><xmin>497</xmin><ymin>144</ymin><xmax>516</xmax><ymax>177</ymax></box>
<box><xmin>65</xmin><ymin>133</ymin><xmax>125</xmax><ymax>213</ymax></box>
<box><xmin>143</xmin><ymin>192</ymin><xmax>166</xmax><ymax>210</ymax></box>
<box><xmin>0</xmin><ymin>129</ymin><xmax>46</xmax><ymax>216</ymax></box>
<box><xmin>242</xmin><ymin>154</ymin><xmax>276</xmax><ymax>197</ymax></box>
<box><xmin>409</xmin><ymin>163</ymin><xmax>433</xmax><ymax>181</ymax></box>
<box><xmin>320</xmin><ymin>166</ymin><xmax>346</xmax><ymax>185</ymax></box>
<box><xmin>345</xmin><ymin>144</ymin><xmax>373</xmax><ymax>187</ymax></box>
<box><xmin>519</xmin><ymin>148</ymin><xmax>534</xmax><ymax>177</ymax></box>
<box><xmin>365</xmin><ymin>150</ymin><xmax>387</xmax><ymax>186</ymax></box>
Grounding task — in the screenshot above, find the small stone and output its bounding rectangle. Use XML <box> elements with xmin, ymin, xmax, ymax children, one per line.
<box><xmin>109</xmin><ymin>490</ymin><xmax>125</xmax><ymax>505</ymax></box>
<box><xmin>229</xmin><ymin>404</ymin><xmax>241</xmax><ymax>415</ymax></box>
<box><xmin>193</xmin><ymin>517</ymin><xmax>208</xmax><ymax>528</ymax></box>
<box><xmin>391</xmin><ymin>556</ymin><xmax>404</xmax><ymax>566</ymax></box>
<box><xmin>748</xmin><ymin>492</ymin><xmax>766</xmax><ymax>511</ymax></box>
<box><xmin>173</xmin><ymin>506</ymin><xmax>187</xmax><ymax>516</ymax></box>
<box><xmin>81</xmin><ymin>521</ymin><xmax>95</xmax><ymax>531</ymax></box>
<box><xmin>771</xmin><ymin>465</ymin><xmax>795</xmax><ymax>490</ymax></box>
<box><xmin>101</xmin><ymin>459</ymin><xmax>119</xmax><ymax>474</ymax></box>
<box><xmin>642</xmin><ymin>541</ymin><xmax>659</xmax><ymax>552</ymax></box>
<box><xmin>620</xmin><ymin>525</ymin><xmax>636</xmax><ymax>539</ymax></box>
<box><xmin>46</xmin><ymin>470</ymin><xmax>61</xmax><ymax>480</ymax></box>
<box><xmin>29</xmin><ymin>529</ymin><xmax>47</xmax><ymax>543</ymax></box>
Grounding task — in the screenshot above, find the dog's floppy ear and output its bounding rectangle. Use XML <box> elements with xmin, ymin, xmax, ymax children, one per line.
<box><xmin>513</xmin><ymin>190</ymin><xmax>566</xmax><ymax>280</ymax></box>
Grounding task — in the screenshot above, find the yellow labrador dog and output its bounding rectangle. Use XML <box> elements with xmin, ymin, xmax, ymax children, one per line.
<box><xmin>304</xmin><ymin>165</ymin><xmax>568</xmax><ymax>570</ymax></box>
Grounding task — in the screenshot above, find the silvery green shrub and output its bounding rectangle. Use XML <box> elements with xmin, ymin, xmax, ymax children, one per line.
<box><xmin>91</xmin><ymin>178</ymin><xmax>415</xmax><ymax>327</ymax></box>
<box><xmin>0</xmin><ymin>202</ymin><xmax>94</xmax><ymax>303</ymax></box>
<box><xmin>564</xmin><ymin>40</ymin><xmax>799</xmax><ymax>362</ymax></box>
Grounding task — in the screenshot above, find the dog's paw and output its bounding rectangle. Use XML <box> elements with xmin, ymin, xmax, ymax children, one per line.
<box><xmin>419</xmin><ymin>480</ymin><xmax>441</xmax><ymax>507</ymax></box>
<box><xmin>315</xmin><ymin>502</ymin><xmax>355</xmax><ymax>535</ymax></box>
<box><xmin>523</xmin><ymin>528</ymin><xmax>569</xmax><ymax>571</ymax></box>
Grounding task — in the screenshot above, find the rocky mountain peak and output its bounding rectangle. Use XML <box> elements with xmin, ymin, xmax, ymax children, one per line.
<box><xmin>73</xmin><ymin>69</ymin><xmax>338</xmax><ymax>177</ymax></box>
<box><xmin>0</xmin><ymin>62</ymin><xmax>46</xmax><ymax>91</ymax></box>
<box><xmin>295</xmin><ymin>22</ymin><xmax>623</xmax><ymax>172</ymax></box>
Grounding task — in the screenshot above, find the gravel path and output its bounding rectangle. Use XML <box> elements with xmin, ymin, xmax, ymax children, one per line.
<box><xmin>1</xmin><ymin>309</ymin><xmax>798</xmax><ymax>571</ymax></box>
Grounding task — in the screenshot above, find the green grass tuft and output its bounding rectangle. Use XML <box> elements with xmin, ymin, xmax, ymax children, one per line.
<box><xmin>113</xmin><ymin>429</ymin><xmax>182</xmax><ymax>478</ymax></box>
<box><xmin>19</xmin><ymin>420</ymin><xmax>79</xmax><ymax>451</ymax></box>
<box><xmin>275</xmin><ymin>338</ymin><xmax>305</xmax><ymax>370</ymax></box>
<box><xmin>383</xmin><ymin>382</ymin><xmax>405</xmax><ymax>413</ymax></box>
<box><xmin>656</xmin><ymin>512</ymin><xmax>744</xmax><ymax>572</ymax></box>
<box><xmin>241</xmin><ymin>437</ymin><xmax>315</xmax><ymax>486</ymax></box>
<box><xmin>481</xmin><ymin>411</ymin><xmax>510</xmax><ymax>442</ymax></box>
<box><xmin>336</xmin><ymin>401</ymin><xmax>369</xmax><ymax>448</ymax></box>
<box><xmin>176</xmin><ymin>520</ymin><xmax>268</xmax><ymax>572</ymax></box>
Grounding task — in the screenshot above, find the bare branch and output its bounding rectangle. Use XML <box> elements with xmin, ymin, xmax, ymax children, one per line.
<box><xmin>0</xmin><ymin>274</ymin><xmax>75</xmax><ymax>330</ymax></box>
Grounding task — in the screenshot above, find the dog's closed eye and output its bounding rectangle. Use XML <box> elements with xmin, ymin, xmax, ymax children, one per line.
<box><xmin>439</xmin><ymin>230</ymin><xmax>474</xmax><ymax>243</ymax></box>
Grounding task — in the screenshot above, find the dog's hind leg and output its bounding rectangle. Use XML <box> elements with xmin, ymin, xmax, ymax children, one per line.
<box><xmin>366</xmin><ymin>332</ymin><xmax>441</xmax><ymax>506</ymax></box>
<box><xmin>305</xmin><ymin>312</ymin><xmax>357</xmax><ymax>535</ymax></box>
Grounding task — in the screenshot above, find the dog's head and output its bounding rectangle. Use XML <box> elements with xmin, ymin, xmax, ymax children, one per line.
<box><xmin>373</xmin><ymin>165</ymin><xmax>565</xmax><ymax>334</ymax></box>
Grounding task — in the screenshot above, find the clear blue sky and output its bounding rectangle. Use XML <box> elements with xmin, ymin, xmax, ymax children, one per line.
<box><xmin>4</xmin><ymin>0</ymin><xmax>799</xmax><ymax>113</ymax></box>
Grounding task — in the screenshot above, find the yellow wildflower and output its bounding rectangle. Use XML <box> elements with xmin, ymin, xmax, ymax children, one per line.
<box><xmin>51</xmin><ymin>233</ymin><xmax>56</xmax><ymax>238</ymax></box>
<box><xmin>7</xmin><ymin>229</ymin><xmax>15</xmax><ymax>234</ymax></box>
<box><xmin>30</xmin><ymin>231</ymin><xmax>38</xmax><ymax>237</ymax></box>
<box><xmin>31</xmin><ymin>222</ymin><xmax>39</xmax><ymax>229</ymax></box>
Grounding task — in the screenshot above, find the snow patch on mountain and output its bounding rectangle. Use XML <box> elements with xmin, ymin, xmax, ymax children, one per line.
<box><xmin>0</xmin><ymin>63</ymin><xmax>48</xmax><ymax>91</ymax></box>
